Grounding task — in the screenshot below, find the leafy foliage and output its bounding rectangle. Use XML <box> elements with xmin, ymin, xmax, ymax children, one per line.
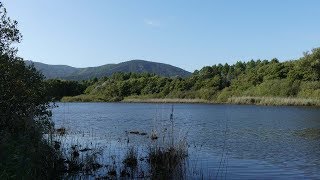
<box><xmin>70</xmin><ymin>48</ymin><xmax>320</xmax><ymax>102</ymax></box>
<box><xmin>0</xmin><ymin>55</ymin><xmax>52</xmax><ymax>132</ymax></box>
<box><xmin>45</xmin><ymin>79</ymin><xmax>88</xmax><ymax>101</ymax></box>
<box><xmin>0</xmin><ymin>3</ymin><xmax>61</xmax><ymax>178</ymax></box>
<box><xmin>0</xmin><ymin>2</ymin><xmax>22</xmax><ymax>56</ymax></box>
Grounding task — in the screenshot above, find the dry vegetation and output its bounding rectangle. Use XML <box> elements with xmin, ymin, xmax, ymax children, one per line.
<box><xmin>228</xmin><ymin>96</ymin><xmax>320</xmax><ymax>107</ymax></box>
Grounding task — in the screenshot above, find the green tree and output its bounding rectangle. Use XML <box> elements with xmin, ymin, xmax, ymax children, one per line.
<box><xmin>0</xmin><ymin>3</ymin><xmax>60</xmax><ymax>178</ymax></box>
<box><xmin>0</xmin><ymin>2</ymin><xmax>22</xmax><ymax>56</ymax></box>
<box><xmin>45</xmin><ymin>79</ymin><xmax>87</xmax><ymax>100</ymax></box>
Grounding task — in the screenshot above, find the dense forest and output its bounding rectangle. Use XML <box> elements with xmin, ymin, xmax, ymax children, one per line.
<box><xmin>62</xmin><ymin>48</ymin><xmax>320</xmax><ymax>105</ymax></box>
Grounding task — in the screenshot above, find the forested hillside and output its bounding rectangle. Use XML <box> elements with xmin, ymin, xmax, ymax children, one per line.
<box><xmin>25</xmin><ymin>60</ymin><xmax>78</xmax><ymax>79</ymax></box>
<box><xmin>26</xmin><ymin>60</ymin><xmax>191</xmax><ymax>80</ymax></box>
<box><xmin>62</xmin><ymin>48</ymin><xmax>320</xmax><ymax>105</ymax></box>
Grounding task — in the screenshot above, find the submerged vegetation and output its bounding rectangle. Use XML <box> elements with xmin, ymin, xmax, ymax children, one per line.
<box><xmin>149</xmin><ymin>142</ymin><xmax>188</xmax><ymax>179</ymax></box>
<box><xmin>45</xmin><ymin>105</ymin><xmax>190</xmax><ymax>179</ymax></box>
<box><xmin>295</xmin><ymin>128</ymin><xmax>320</xmax><ymax>140</ymax></box>
<box><xmin>60</xmin><ymin>48</ymin><xmax>320</xmax><ymax>106</ymax></box>
<box><xmin>123</xmin><ymin>147</ymin><xmax>138</xmax><ymax>168</ymax></box>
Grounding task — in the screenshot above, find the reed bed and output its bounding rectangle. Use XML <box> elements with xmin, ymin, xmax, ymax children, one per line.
<box><xmin>123</xmin><ymin>98</ymin><xmax>211</xmax><ymax>104</ymax></box>
<box><xmin>62</xmin><ymin>94</ymin><xmax>320</xmax><ymax>108</ymax></box>
<box><xmin>228</xmin><ymin>96</ymin><xmax>320</xmax><ymax>107</ymax></box>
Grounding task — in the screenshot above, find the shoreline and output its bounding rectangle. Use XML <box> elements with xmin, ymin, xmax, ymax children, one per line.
<box><xmin>61</xmin><ymin>96</ymin><xmax>320</xmax><ymax>107</ymax></box>
<box><xmin>122</xmin><ymin>98</ymin><xmax>213</xmax><ymax>104</ymax></box>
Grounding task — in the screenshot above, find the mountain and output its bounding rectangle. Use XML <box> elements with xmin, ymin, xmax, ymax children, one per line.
<box><xmin>25</xmin><ymin>60</ymin><xmax>191</xmax><ymax>80</ymax></box>
<box><xmin>25</xmin><ymin>60</ymin><xmax>78</xmax><ymax>79</ymax></box>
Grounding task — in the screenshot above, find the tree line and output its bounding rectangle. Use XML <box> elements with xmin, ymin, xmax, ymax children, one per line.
<box><xmin>62</xmin><ymin>48</ymin><xmax>320</xmax><ymax>102</ymax></box>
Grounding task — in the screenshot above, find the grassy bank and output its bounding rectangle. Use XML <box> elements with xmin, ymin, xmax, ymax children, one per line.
<box><xmin>62</xmin><ymin>95</ymin><xmax>213</xmax><ymax>104</ymax></box>
<box><xmin>123</xmin><ymin>97</ymin><xmax>211</xmax><ymax>104</ymax></box>
<box><xmin>61</xmin><ymin>94</ymin><xmax>320</xmax><ymax>107</ymax></box>
<box><xmin>124</xmin><ymin>96</ymin><xmax>320</xmax><ymax>106</ymax></box>
<box><xmin>227</xmin><ymin>96</ymin><xmax>320</xmax><ymax>107</ymax></box>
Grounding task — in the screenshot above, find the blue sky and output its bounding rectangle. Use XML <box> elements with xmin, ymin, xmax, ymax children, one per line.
<box><xmin>4</xmin><ymin>0</ymin><xmax>320</xmax><ymax>72</ymax></box>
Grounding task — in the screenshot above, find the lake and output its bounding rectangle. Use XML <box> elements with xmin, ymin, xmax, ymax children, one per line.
<box><xmin>52</xmin><ymin>102</ymin><xmax>320</xmax><ymax>179</ymax></box>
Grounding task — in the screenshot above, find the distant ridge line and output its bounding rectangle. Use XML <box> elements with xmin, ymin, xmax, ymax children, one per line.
<box><xmin>25</xmin><ymin>59</ymin><xmax>191</xmax><ymax>80</ymax></box>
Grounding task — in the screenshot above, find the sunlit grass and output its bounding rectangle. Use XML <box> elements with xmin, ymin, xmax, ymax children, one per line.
<box><xmin>123</xmin><ymin>97</ymin><xmax>211</xmax><ymax>104</ymax></box>
<box><xmin>228</xmin><ymin>96</ymin><xmax>320</xmax><ymax>107</ymax></box>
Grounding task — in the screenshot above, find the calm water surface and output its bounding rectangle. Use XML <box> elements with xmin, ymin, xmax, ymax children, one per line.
<box><xmin>52</xmin><ymin>103</ymin><xmax>320</xmax><ymax>179</ymax></box>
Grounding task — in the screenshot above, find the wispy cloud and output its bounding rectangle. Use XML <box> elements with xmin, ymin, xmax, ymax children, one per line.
<box><xmin>144</xmin><ymin>19</ymin><xmax>161</xmax><ymax>27</ymax></box>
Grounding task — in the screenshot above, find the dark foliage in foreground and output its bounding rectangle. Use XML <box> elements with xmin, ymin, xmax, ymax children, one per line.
<box><xmin>0</xmin><ymin>3</ymin><xmax>62</xmax><ymax>179</ymax></box>
<box><xmin>0</xmin><ymin>53</ymin><xmax>63</xmax><ymax>179</ymax></box>
<box><xmin>44</xmin><ymin>79</ymin><xmax>88</xmax><ymax>101</ymax></box>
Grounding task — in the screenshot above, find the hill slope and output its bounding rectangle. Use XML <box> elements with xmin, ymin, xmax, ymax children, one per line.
<box><xmin>25</xmin><ymin>60</ymin><xmax>191</xmax><ymax>80</ymax></box>
<box><xmin>25</xmin><ymin>60</ymin><xmax>78</xmax><ymax>79</ymax></box>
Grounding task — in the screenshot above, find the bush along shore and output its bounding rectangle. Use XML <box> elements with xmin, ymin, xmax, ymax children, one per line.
<box><xmin>58</xmin><ymin>47</ymin><xmax>320</xmax><ymax>107</ymax></box>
